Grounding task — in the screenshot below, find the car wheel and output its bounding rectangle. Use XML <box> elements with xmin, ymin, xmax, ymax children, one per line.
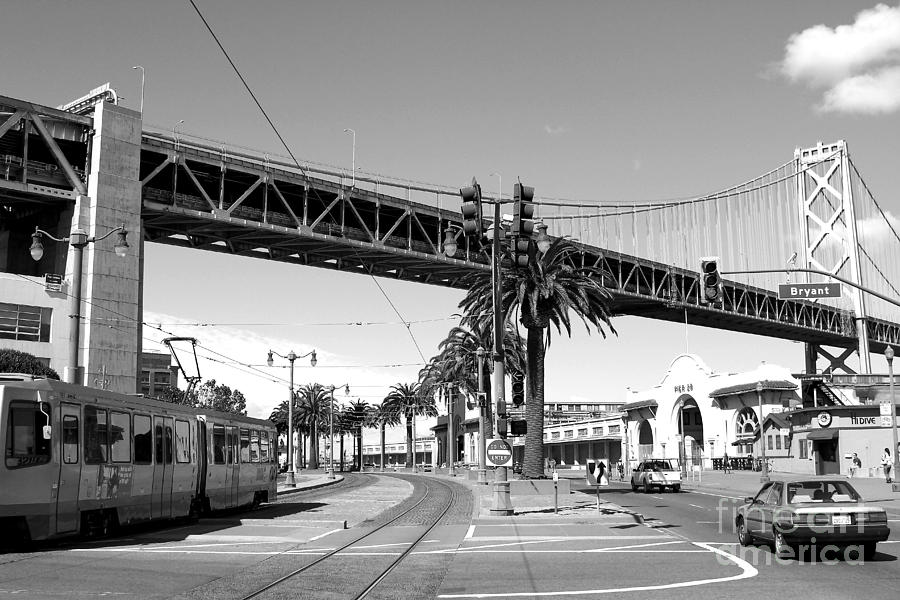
<box><xmin>631</xmin><ymin>482</ymin><xmax>638</xmax><ymax>492</ymax></box>
<box><xmin>774</xmin><ymin>531</ymin><xmax>793</xmax><ymax>559</ymax></box>
<box><xmin>673</xmin><ymin>484</ymin><xmax>681</xmax><ymax>493</ymax></box>
<box><xmin>864</xmin><ymin>542</ymin><xmax>877</xmax><ymax>561</ymax></box>
<box><xmin>737</xmin><ymin>518</ymin><xmax>753</xmax><ymax>547</ymax></box>
<box><xmin>643</xmin><ymin>481</ymin><xmax>652</xmax><ymax>494</ymax></box>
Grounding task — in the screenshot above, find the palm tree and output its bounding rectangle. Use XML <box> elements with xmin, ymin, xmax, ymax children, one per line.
<box><xmin>343</xmin><ymin>399</ymin><xmax>370</xmax><ymax>470</ymax></box>
<box><xmin>382</xmin><ymin>382</ymin><xmax>437</xmax><ymax>468</ymax></box>
<box><xmin>295</xmin><ymin>383</ymin><xmax>330</xmax><ymax>470</ymax></box>
<box><xmin>368</xmin><ymin>402</ymin><xmax>402</xmax><ymax>471</ymax></box>
<box><xmin>459</xmin><ymin>237</ymin><xmax>616</xmax><ymax>478</ymax></box>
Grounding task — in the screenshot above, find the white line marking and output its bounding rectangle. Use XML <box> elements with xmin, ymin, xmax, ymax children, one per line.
<box><xmin>464</xmin><ymin>535</ymin><xmax>669</xmax><ymax>541</ymax></box>
<box><xmin>696</xmin><ymin>521</ymin><xmax>719</xmax><ymax>524</ymax></box>
<box><xmin>685</xmin><ymin>490</ymin><xmax>743</xmax><ymax>500</ymax></box>
<box><xmin>309</xmin><ymin>528</ymin><xmax>342</xmax><ymax>542</ymax></box>
<box><xmin>465</xmin><ymin>525</ymin><xmax>475</xmax><ymax>539</ymax></box>
<box><xmin>436</xmin><ymin>541</ymin><xmax>757</xmax><ymax>598</ymax></box>
<box><xmin>689</xmin><ymin>504</ymin><xmax>705</xmax><ymax>509</ymax></box>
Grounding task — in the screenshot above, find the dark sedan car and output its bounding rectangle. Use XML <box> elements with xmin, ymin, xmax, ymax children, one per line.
<box><xmin>735</xmin><ymin>477</ymin><xmax>890</xmax><ymax>560</ymax></box>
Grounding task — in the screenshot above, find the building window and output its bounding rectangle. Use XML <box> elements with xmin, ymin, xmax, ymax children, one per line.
<box><xmin>608</xmin><ymin>425</ymin><xmax>620</xmax><ymax>434</ymax></box>
<box><xmin>767</xmin><ymin>435</ymin><xmax>773</xmax><ymax>451</ymax></box>
<box><xmin>0</xmin><ymin>302</ymin><xmax>51</xmax><ymax>342</ymax></box>
<box><xmin>551</xmin><ymin>432</ymin><xmax>560</xmax><ymax>440</ymax></box>
<box><xmin>799</xmin><ymin>439</ymin><xmax>808</xmax><ymax>459</ymax></box>
<box><xmin>592</xmin><ymin>427</ymin><xmax>603</xmax><ymax>436</ymax></box>
<box><xmin>775</xmin><ymin>435</ymin><xmax>782</xmax><ymax>450</ymax></box>
<box><xmin>578</xmin><ymin>428</ymin><xmax>588</xmax><ymax>437</ymax></box>
<box><xmin>783</xmin><ymin>435</ymin><xmax>789</xmax><ymax>451</ymax></box>
<box><xmin>564</xmin><ymin>430</ymin><xmax>574</xmax><ymax>438</ymax></box>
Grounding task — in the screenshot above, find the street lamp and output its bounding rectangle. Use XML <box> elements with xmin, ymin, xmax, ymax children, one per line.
<box><xmin>886</xmin><ymin>347</ymin><xmax>900</xmax><ymax>492</ymax></box>
<box><xmin>327</xmin><ymin>383</ymin><xmax>350</xmax><ymax>479</ymax></box>
<box><xmin>442</xmin><ymin>226</ymin><xmax>459</xmax><ymax>258</ymax></box>
<box><xmin>535</xmin><ymin>222</ymin><xmax>551</xmax><ymax>254</ymax></box>
<box><xmin>757</xmin><ymin>381</ymin><xmax>770</xmax><ymax>483</ymax></box>
<box><xmin>30</xmin><ymin>224</ymin><xmax>129</xmax><ymax>384</ymax></box>
<box><xmin>131</xmin><ymin>65</ymin><xmax>145</xmax><ymax>114</ymax></box>
<box><xmin>267</xmin><ymin>349</ymin><xmax>317</xmax><ymax>487</ymax></box>
<box><xmin>173</xmin><ymin>119</ymin><xmax>184</xmax><ymax>151</ymax></box>
<box><xmin>343</xmin><ymin>128</ymin><xmax>356</xmax><ymax>189</ymax></box>
<box><xmin>446</xmin><ymin>382</ymin><xmax>456</xmax><ymax>477</ymax></box>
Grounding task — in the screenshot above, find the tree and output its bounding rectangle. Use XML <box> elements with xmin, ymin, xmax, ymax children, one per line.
<box><xmin>369</xmin><ymin>400</ymin><xmax>402</xmax><ymax>470</ymax></box>
<box><xmin>0</xmin><ymin>348</ymin><xmax>60</xmax><ymax>380</ymax></box>
<box><xmin>295</xmin><ymin>383</ymin><xmax>330</xmax><ymax>470</ymax></box>
<box><xmin>343</xmin><ymin>399</ymin><xmax>370</xmax><ymax>470</ymax></box>
<box><xmin>382</xmin><ymin>382</ymin><xmax>437</xmax><ymax>467</ymax></box>
<box><xmin>459</xmin><ymin>237</ymin><xmax>616</xmax><ymax>479</ymax></box>
<box><xmin>195</xmin><ymin>379</ymin><xmax>248</xmax><ymax>415</ymax></box>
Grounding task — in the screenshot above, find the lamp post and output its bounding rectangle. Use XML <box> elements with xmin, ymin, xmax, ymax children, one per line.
<box><xmin>476</xmin><ymin>346</ymin><xmax>487</xmax><ymax>485</ymax></box>
<box><xmin>343</xmin><ymin>128</ymin><xmax>356</xmax><ymax>189</ymax></box>
<box><xmin>267</xmin><ymin>349</ymin><xmax>316</xmax><ymax>487</ymax></box>
<box><xmin>886</xmin><ymin>347</ymin><xmax>900</xmax><ymax>492</ymax></box>
<box><xmin>757</xmin><ymin>381</ymin><xmax>770</xmax><ymax>483</ymax></box>
<box><xmin>447</xmin><ymin>382</ymin><xmax>456</xmax><ymax>477</ymax></box>
<box><xmin>30</xmin><ymin>224</ymin><xmax>129</xmax><ymax>384</ymax></box>
<box><xmin>131</xmin><ymin>65</ymin><xmax>145</xmax><ymax>114</ymax></box>
<box><xmin>328</xmin><ymin>384</ymin><xmax>350</xmax><ymax>479</ymax></box>
<box><xmin>173</xmin><ymin>119</ymin><xmax>184</xmax><ymax>150</ymax></box>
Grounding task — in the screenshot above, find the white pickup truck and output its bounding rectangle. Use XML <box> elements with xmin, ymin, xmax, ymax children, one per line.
<box><xmin>630</xmin><ymin>459</ymin><xmax>682</xmax><ymax>493</ymax></box>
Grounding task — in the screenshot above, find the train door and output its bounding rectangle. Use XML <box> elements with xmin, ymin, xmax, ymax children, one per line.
<box><xmin>55</xmin><ymin>403</ymin><xmax>82</xmax><ymax>533</ymax></box>
<box><xmin>152</xmin><ymin>416</ymin><xmax>175</xmax><ymax>518</ymax></box>
<box><xmin>225</xmin><ymin>426</ymin><xmax>239</xmax><ymax>506</ymax></box>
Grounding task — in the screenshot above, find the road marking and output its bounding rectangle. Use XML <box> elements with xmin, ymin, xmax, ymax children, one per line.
<box><xmin>685</xmin><ymin>490</ymin><xmax>744</xmax><ymax>500</ymax></box>
<box><xmin>689</xmin><ymin>504</ymin><xmax>705</xmax><ymax>509</ymax></box>
<box><xmin>697</xmin><ymin>521</ymin><xmax>719</xmax><ymax>524</ymax></box>
<box><xmin>309</xmin><ymin>528</ymin><xmax>343</xmax><ymax>542</ymax></box>
<box><xmin>436</xmin><ymin>541</ymin><xmax>757</xmax><ymax>598</ymax></box>
<box><xmin>463</xmin><ymin>535</ymin><xmax>670</xmax><ymax>541</ymax></box>
<box><xmin>465</xmin><ymin>525</ymin><xmax>475</xmax><ymax>539</ymax></box>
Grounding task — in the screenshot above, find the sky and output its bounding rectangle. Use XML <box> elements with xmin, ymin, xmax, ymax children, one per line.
<box><xmin>3</xmin><ymin>1</ymin><xmax>900</xmax><ymax>441</ymax></box>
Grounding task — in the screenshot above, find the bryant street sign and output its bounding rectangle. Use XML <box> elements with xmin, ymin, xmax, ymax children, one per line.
<box><xmin>778</xmin><ymin>282</ymin><xmax>841</xmax><ymax>300</ymax></box>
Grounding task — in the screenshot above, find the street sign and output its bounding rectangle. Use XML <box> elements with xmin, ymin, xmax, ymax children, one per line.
<box><xmin>486</xmin><ymin>438</ymin><xmax>513</xmax><ymax>467</ymax></box>
<box><xmin>882</xmin><ymin>415</ymin><xmax>893</xmax><ymax>427</ymax></box>
<box><xmin>880</xmin><ymin>402</ymin><xmax>892</xmax><ymax>416</ymax></box>
<box><xmin>778</xmin><ymin>283</ymin><xmax>841</xmax><ymax>300</ymax></box>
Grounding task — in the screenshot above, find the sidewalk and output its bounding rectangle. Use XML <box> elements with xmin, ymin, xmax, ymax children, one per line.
<box><xmin>275</xmin><ymin>470</ymin><xmax>344</xmax><ymax>496</ymax></box>
<box><xmin>679</xmin><ymin>469</ymin><xmax>900</xmax><ymax>510</ymax></box>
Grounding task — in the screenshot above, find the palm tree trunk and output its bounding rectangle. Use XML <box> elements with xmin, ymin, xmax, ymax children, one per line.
<box><xmin>483</xmin><ymin>362</ymin><xmax>494</xmax><ymax>438</ymax></box>
<box><xmin>339</xmin><ymin>435</ymin><xmax>345</xmax><ymax>472</ymax></box>
<box><xmin>523</xmin><ymin>325</ymin><xmax>546</xmax><ymax>478</ymax></box>
<box><xmin>380</xmin><ymin>422</ymin><xmax>386</xmax><ymax>472</ymax></box>
<box><xmin>405</xmin><ymin>413</ymin><xmax>414</xmax><ymax>467</ymax></box>
<box><xmin>309</xmin><ymin>422</ymin><xmax>318</xmax><ymax>470</ymax></box>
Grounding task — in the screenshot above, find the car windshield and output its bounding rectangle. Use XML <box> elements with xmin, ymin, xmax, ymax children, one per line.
<box><xmin>645</xmin><ymin>460</ymin><xmax>674</xmax><ymax>471</ymax></box>
<box><xmin>786</xmin><ymin>480</ymin><xmax>861</xmax><ymax>504</ymax></box>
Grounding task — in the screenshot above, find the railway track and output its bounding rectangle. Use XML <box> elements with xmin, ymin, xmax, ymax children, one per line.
<box><xmin>236</xmin><ymin>474</ymin><xmax>465</xmax><ymax>600</ymax></box>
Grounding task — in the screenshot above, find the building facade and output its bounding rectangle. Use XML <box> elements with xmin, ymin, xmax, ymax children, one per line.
<box><xmin>140</xmin><ymin>351</ymin><xmax>179</xmax><ymax>398</ymax></box>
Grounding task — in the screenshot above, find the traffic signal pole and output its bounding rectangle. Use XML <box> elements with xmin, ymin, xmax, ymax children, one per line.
<box><xmin>490</xmin><ymin>197</ymin><xmax>513</xmax><ymax>516</ymax></box>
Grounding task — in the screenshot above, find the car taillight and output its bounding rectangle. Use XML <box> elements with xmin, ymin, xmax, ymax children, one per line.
<box><xmin>863</xmin><ymin>512</ymin><xmax>887</xmax><ymax>523</ymax></box>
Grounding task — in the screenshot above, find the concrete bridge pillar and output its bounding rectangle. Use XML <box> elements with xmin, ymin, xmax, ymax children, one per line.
<box><xmin>70</xmin><ymin>101</ymin><xmax>143</xmax><ymax>393</ymax></box>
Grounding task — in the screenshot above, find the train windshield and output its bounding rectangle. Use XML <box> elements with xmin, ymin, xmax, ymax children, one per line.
<box><xmin>5</xmin><ymin>401</ymin><xmax>52</xmax><ymax>468</ymax></box>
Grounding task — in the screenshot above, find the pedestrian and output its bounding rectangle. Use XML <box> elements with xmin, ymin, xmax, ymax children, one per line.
<box><xmin>723</xmin><ymin>452</ymin><xmax>731</xmax><ymax>474</ymax></box>
<box><xmin>850</xmin><ymin>452</ymin><xmax>861</xmax><ymax>478</ymax></box>
<box><xmin>617</xmin><ymin>460</ymin><xmax>624</xmax><ymax>481</ymax></box>
<box><xmin>882</xmin><ymin>448</ymin><xmax>893</xmax><ymax>483</ymax></box>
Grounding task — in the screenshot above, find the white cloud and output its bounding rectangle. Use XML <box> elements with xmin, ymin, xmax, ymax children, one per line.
<box><xmin>544</xmin><ymin>124</ymin><xmax>568</xmax><ymax>136</ymax></box>
<box><xmin>818</xmin><ymin>65</ymin><xmax>900</xmax><ymax>113</ymax></box>
<box><xmin>780</xmin><ymin>3</ymin><xmax>900</xmax><ymax>114</ymax></box>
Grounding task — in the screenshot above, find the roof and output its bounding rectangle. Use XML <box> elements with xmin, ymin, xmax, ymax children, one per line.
<box><xmin>710</xmin><ymin>379</ymin><xmax>798</xmax><ymax>398</ymax></box>
<box><xmin>764</xmin><ymin>412</ymin><xmax>791</xmax><ymax>429</ymax></box>
<box><xmin>621</xmin><ymin>399</ymin><xmax>658</xmax><ymax>412</ymax></box>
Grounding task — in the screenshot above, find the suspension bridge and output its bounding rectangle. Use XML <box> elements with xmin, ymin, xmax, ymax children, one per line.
<box><xmin>1</xmin><ymin>88</ymin><xmax>899</xmax><ymax>392</ymax></box>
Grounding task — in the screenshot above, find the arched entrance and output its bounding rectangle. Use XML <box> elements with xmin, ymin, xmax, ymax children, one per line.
<box><xmin>638</xmin><ymin>420</ymin><xmax>654</xmax><ymax>459</ymax></box>
<box><xmin>676</xmin><ymin>397</ymin><xmax>704</xmax><ymax>470</ymax></box>
<box><xmin>734</xmin><ymin>407</ymin><xmax>759</xmax><ymax>456</ymax></box>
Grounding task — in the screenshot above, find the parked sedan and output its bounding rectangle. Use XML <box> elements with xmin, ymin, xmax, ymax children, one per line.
<box><xmin>735</xmin><ymin>477</ymin><xmax>890</xmax><ymax>560</ymax></box>
<box><xmin>630</xmin><ymin>459</ymin><xmax>682</xmax><ymax>493</ymax></box>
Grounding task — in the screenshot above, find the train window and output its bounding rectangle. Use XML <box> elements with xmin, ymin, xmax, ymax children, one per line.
<box><xmin>84</xmin><ymin>406</ymin><xmax>108</xmax><ymax>464</ymax></box>
<box><xmin>226</xmin><ymin>427</ymin><xmax>237</xmax><ymax>464</ymax></box>
<box><xmin>165</xmin><ymin>424</ymin><xmax>173</xmax><ymax>464</ymax></box>
<box><xmin>213</xmin><ymin>424</ymin><xmax>226</xmax><ymax>465</ymax></box>
<box><xmin>249</xmin><ymin>430</ymin><xmax>259</xmax><ymax>463</ymax></box>
<box><xmin>110</xmin><ymin>411</ymin><xmax>131</xmax><ymax>463</ymax></box>
<box><xmin>63</xmin><ymin>415</ymin><xmax>78</xmax><ymax>464</ymax></box>
<box><xmin>260</xmin><ymin>431</ymin><xmax>269</xmax><ymax>462</ymax></box>
<box><xmin>133</xmin><ymin>414</ymin><xmax>152</xmax><ymax>464</ymax></box>
<box><xmin>155</xmin><ymin>422</ymin><xmax>164</xmax><ymax>464</ymax></box>
<box><xmin>239</xmin><ymin>428</ymin><xmax>250</xmax><ymax>463</ymax></box>
<box><xmin>175</xmin><ymin>420</ymin><xmax>190</xmax><ymax>463</ymax></box>
<box><xmin>5</xmin><ymin>401</ymin><xmax>52</xmax><ymax>468</ymax></box>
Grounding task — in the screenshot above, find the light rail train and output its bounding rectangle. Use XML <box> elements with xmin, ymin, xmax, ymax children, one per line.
<box><xmin>1</xmin><ymin>376</ymin><xmax>277</xmax><ymax>542</ymax></box>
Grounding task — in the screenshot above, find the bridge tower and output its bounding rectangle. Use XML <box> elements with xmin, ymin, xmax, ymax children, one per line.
<box><xmin>795</xmin><ymin>140</ymin><xmax>871</xmax><ymax>375</ymax></box>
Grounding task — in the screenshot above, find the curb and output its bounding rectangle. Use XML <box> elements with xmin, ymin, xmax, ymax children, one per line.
<box><xmin>276</xmin><ymin>474</ymin><xmax>344</xmax><ymax>497</ymax></box>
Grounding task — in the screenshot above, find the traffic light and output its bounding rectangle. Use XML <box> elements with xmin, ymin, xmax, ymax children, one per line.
<box><xmin>700</xmin><ymin>257</ymin><xmax>724</xmax><ymax>304</ymax></box>
<box><xmin>459</xmin><ymin>178</ymin><xmax>483</xmax><ymax>237</ymax></box>
<box><xmin>496</xmin><ymin>416</ymin><xmax>508</xmax><ymax>437</ymax></box>
<box><xmin>511</xmin><ymin>182</ymin><xmax>535</xmax><ymax>237</ymax></box>
<box><xmin>512</xmin><ymin>237</ymin><xmax>534</xmax><ymax>269</ymax></box>
<box><xmin>511</xmin><ymin>371</ymin><xmax>525</xmax><ymax>407</ymax></box>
